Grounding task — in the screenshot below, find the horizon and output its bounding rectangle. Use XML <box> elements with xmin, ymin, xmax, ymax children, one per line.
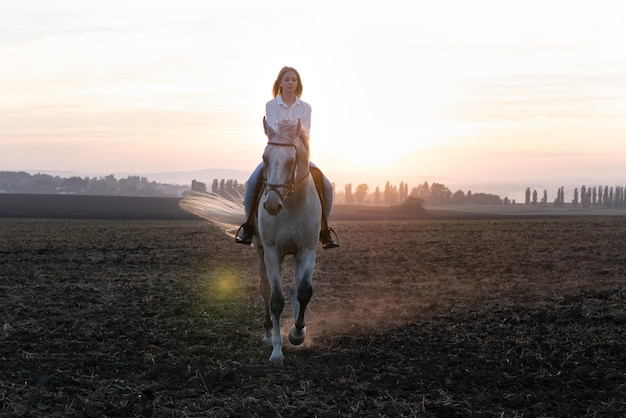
<box><xmin>3</xmin><ymin>1</ymin><xmax>626</xmax><ymax>196</ymax></box>
<box><xmin>12</xmin><ymin>167</ymin><xmax>626</xmax><ymax>204</ymax></box>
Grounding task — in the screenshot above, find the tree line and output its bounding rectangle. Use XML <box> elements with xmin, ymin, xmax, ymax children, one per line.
<box><xmin>193</xmin><ymin>179</ymin><xmax>508</xmax><ymax>206</ymax></box>
<box><xmin>190</xmin><ymin>178</ymin><xmax>244</xmax><ymax>200</ymax></box>
<box><xmin>7</xmin><ymin>171</ymin><xmax>623</xmax><ymax>209</ymax></box>
<box><xmin>526</xmin><ymin>185</ymin><xmax>626</xmax><ymax>208</ymax></box>
<box><xmin>342</xmin><ymin>181</ymin><xmax>411</xmax><ymax>204</ymax></box>
<box><xmin>0</xmin><ymin>171</ymin><xmax>187</xmax><ymax>197</ymax></box>
<box><xmin>339</xmin><ymin>181</ymin><xmax>507</xmax><ymax>205</ymax></box>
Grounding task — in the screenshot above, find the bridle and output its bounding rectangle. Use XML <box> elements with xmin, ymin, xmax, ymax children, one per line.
<box><xmin>263</xmin><ymin>140</ymin><xmax>309</xmax><ymax>200</ymax></box>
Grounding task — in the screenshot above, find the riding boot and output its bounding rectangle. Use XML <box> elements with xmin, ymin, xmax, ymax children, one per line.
<box><xmin>235</xmin><ymin>222</ymin><xmax>254</xmax><ymax>245</ymax></box>
<box><xmin>310</xmin><ymin>166</ymin><xmax>339</xmax><ymax>249</ymax></box>
<box><xmin>236</xmin><ymin>166</ymin><xmax>264</xmax><ymax>245</ymax></box>
<box><xmin>319</xmin><ymin>221</ymin><xmax>339</xmax><ymax>249</ymax></box>
<box><xmin>320</xmin><ymin>228</ymin><xmax>339</xmax><ymax>249</ymax></box>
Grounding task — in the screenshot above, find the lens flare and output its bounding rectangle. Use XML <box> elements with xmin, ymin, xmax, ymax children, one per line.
<box><xmin>197</xmin><ymin>266</ymin><xmax>245</xmax><ymax>308</ymax></box>
<box><xmin>215</xmin><ymin>271</ymin><xmax>238</xmax><ymax>297</ymax></box>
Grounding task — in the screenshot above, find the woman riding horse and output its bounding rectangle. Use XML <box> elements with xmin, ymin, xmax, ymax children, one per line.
<box><xmin>236</xmin><ymin>66</ymin><xmax>338</xmax><ymax>249</ymax></box>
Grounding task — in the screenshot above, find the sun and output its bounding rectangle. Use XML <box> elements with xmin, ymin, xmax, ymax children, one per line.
<box><xmin>312</xmin><ymin>112</ymin><xmax>472</xmax><ymax>172</ymax></box>
<box><xmin>299</xmin><ymin>57</ymin><xmax>484</xmax><ymax>177</ymax></box>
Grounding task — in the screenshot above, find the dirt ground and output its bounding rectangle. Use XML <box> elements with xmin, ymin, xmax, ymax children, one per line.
<box><xmin>0</xmin><ymin>216</ymin><xmax>625</xmax><ymax>417</ymax></box>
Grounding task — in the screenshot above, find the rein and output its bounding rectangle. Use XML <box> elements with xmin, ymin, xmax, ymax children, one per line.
<box><xmin>263</xmin><ymin>140</ymin><xmax>310</xmax><ymax>199</ymax></box>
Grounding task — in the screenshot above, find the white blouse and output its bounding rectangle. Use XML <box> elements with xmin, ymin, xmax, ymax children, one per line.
<box><xmin>265</xmin><ymin>96</ymin><xmax>312</xmax><ymax>131</ymax></box>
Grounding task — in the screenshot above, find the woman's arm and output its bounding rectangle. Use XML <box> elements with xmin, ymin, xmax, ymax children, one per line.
<box><xmin>301</xmin><ymin>102</ymin><xmax>312</xmax><ymax>131</ymax></box>
<box><xmin>265</xmin><ymin>100</ymin><xmax>277</xmax><ymax>128</ymax></box>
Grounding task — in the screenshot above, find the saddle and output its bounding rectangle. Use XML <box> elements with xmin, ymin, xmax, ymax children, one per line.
<box><xmin>309</xmin><ymin>166</ymin><xmax>326</xmax><ymax>212</ymax></box>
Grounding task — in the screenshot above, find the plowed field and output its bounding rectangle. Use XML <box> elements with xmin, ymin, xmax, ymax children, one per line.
<box><xmin>1</xmin><ymin>217</ymin><xmax>624</xmax><ymax>417</ymax></box>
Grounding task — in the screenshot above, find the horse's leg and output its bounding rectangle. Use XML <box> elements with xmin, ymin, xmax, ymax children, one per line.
<box><xmin>289</xmin><ymin>250</ymin><xmax>315</xmax><ymax>346</ymax></box>
<box><xmin>257</xmin><ymin>250</ymin><xmax>272</xmax><ymax>344</ymax></box>
<box><xmin>264</xmin><ymin>249</ymin><xmax>285</xmax><ymax>364</ymax></box>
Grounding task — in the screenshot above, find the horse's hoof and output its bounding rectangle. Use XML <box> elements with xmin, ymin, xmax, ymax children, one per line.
<box><xmin>288</xmin><ymin>327</ymin><xmax>305</xmax><ymax>346</ymax></box>
<box><xmin>269</xmin><ymin>354</ymin><xmax>284</xmax><ymax>366</ymax></box>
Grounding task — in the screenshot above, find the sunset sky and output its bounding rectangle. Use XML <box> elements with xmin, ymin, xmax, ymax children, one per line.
<box><xmin>2</xmin><ymin>1</ymin><xmax>625</xmax><ymax>197</ymax></box>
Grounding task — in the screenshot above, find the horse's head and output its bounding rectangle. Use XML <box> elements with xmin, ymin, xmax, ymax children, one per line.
<box><xmin>261</xmin><ymin>117</ymin><xmax>310</xmax><ymax>216</ymax></box>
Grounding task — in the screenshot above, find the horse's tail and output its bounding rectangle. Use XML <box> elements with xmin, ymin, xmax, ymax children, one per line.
<box><xmin>179</xmin><ymin>192</ymin><xmax>245</xmax><ymax>238</ymax></box>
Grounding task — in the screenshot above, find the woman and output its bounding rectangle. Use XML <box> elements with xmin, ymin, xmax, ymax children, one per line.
<box><xmin>236</xmin><ymin>66</ymin><xmax>338</xmax><ymax>249</ymax></box>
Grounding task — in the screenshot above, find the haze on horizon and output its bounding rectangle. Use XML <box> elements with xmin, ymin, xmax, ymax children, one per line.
<box><xmin>2</xmin><ymin>1</ymin><xmax>626</xmax><ymax>195</ymax></box>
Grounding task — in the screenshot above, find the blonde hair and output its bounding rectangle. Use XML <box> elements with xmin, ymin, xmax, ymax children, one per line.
<box><xmin>272</xmin><ymin>66</ymin><xmax>303</xmax><ymax>98</ymax></box>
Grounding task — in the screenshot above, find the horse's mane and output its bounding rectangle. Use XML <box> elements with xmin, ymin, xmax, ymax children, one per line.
<box><xmin>275</xmin><ymin>119</ymin><xmax>310</xmax><ymax>156</ymax></box>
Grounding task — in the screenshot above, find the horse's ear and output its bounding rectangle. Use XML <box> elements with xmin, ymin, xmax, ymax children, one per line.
<box><xmin>296</xmin><ymin>119</ymin><xmax>302</xmax><ymax>135</ymax></box>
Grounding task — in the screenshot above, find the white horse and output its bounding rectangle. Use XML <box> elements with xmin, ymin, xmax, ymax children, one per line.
<box><xmin>256</xmin><ymin>117</ymin><xmax>321</xmax><ymax>364</ymax></box>
<box><xmin>180</xmin><ymin>118</ymin><xmax>321</xmax><ymax>365</ymax></box>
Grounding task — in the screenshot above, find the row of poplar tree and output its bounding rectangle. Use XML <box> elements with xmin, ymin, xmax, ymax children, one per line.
<box><xmin>343</xmin><ymin>181</ymin><xmax>411</xmax><ymax>204</ymax></box>
<box><xmin>193</xmin><ymin>178</ymin><xmax>626</xmax><ymax>208</ymax></box>
<box><xmin>343</xmin><ymin>181</ymin><xmax>505</xmax><ymax>205</ymax></box>
<box><xmin>525</xmin><ymin>185</ymin><xmax>626</xmax><ymax>208</ymax></box>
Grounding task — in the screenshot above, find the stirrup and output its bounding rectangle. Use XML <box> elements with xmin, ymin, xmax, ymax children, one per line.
<box><xmin>235</xmin><ymin>223</ymin><xmax>253</xmax><ymax>245</ymax></box>
<box><xmin>321</xmin><ymin>227</ymin><xmax>339</xmax><ymax>249</ymax></box>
